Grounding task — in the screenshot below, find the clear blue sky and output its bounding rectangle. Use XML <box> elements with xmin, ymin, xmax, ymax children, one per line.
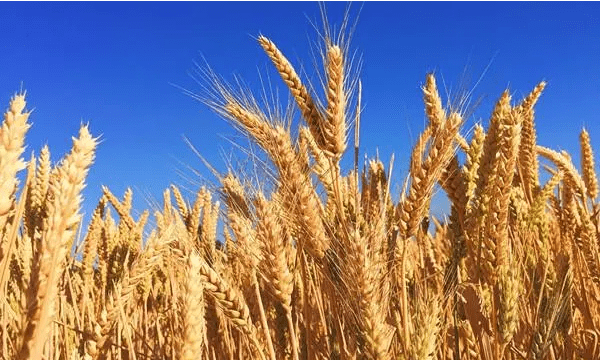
<box><xmin>1</xmin><ymin>2</ymin><xmax>599</xmax><ymax>221</ymax></box>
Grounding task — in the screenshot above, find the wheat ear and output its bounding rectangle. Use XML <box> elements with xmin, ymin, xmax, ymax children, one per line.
<box><xmin>580</xmin><ymin>128</ymin><xmax>598</xmax><ymax>200</ymax></box>
<box><xmin>19</xmin><ymin>125</ymin><xmax>97</xmax><ymax>360</ymax></box>
<box><xmin>0</xmin><ymin>93</ymin><xmax>30</xmax><ymax>231</ymax></box>
<box><xmin>323</xmin><ymin>44</ymin><xmax>347</xmax><ymax>159</ymax></box>
<box><xmin>181</xmin><ymin>251</ymin><xmax>206</xmax><ymax>360</ymax></box>
<box><xmin>258</xmin><ymin>35</ymin><xmax>325</xmax><ymax>148</ymax></box>
<box><xmin>199</xmin><ymin>258</ymin><xmax>266</xmax><ymax>360</ymax></box>
<box><xmin>423</xmin><ymin>73</ymin><xmax>446</xmax><ymax>134</ymax></box>
<box><xmin>537</xmin><ymin>146</ymin><xmax>588</xmax><ymax>203</ymax></box>
<box><xmin>517</xmin><ymin>81</ymin><xmax>546</xmax><ymax>201</ymax></box>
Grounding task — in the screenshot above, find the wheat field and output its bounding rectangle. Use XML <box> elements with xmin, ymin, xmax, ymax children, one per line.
<box><xmin>1</xmin><ymin>18</ymin><xmax>600</xmax><ymax>360</ymax></box>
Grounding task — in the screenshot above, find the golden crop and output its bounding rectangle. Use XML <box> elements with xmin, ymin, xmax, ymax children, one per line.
<box><xmin>1</xmin><ymin>17</ymin><xmax>598</xmax><ymax>360</ymax></box>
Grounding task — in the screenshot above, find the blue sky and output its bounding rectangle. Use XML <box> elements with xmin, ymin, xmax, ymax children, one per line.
<box><xmin>1</xmin><ymin>2</ymin><xmax>599</xmax><ymax>221</ymax></box>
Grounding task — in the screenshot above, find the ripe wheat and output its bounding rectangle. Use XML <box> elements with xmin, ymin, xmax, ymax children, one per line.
<box><xmin>2</xmin><ymin>15</ymin><xmax>600</xmax><ymax>360</ymax></box>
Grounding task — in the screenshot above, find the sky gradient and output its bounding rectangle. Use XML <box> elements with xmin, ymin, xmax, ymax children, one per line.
<box><xmin>1</xmin><ymin>2</ymin><xmax>599</xmax><ymax>221</ymax></box>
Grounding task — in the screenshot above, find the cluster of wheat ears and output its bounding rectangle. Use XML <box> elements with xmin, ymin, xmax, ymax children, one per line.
<box><xmin>2</xmin><ymin>20</ymin><xmax>600</xmax><ymax>360</ymax></box>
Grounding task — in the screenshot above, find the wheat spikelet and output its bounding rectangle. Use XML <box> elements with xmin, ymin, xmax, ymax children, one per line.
<box><xmin>488</xmin><ymin>106</ymin><xmax>522</xmax><ymax>270</ymax></box>
<box><xmin>258</xmin><ymin>36</ymin><xmax>325</xmax><ymax>145</ymax></box>
<box><xmin>410</xmin><ymin>126</ymin><xmax>434</xmax><ymax>182</ymax></box>
<box><xmin>362</xmin><ymin>159</ymin><xmax>391</xmax><ymax>222</ymax></box>
<box><xmin>22</xmin><ymin>154</ymin><xmax>37</xmax><ymax>240</ymax></box>
<box><xmin>255</xmin><ymin>193</ymin><xmax>293</xmax><ymax>310</ymax></box>
<box><xmin>440</xmin><ymin>156</ymin><xmax>467</xmax><ymax>221</ymax></box>
<box><xmin>181</xmin><ymin>251</ymin><xmax>206</xmax><ymax>360</ymax></box>
<box><xmin>497</xmin><ymin>260</ymin><xmax>521</xmax><ymax>346</ymax></box>
<box><xmin>423</xmin><ymin>73</ymin><xmax>446</xmax><ymax>134</ymax></box>
<box><xmin>16</xmin><ymin>157</ymin><xmax>36</xmax><ymax>290</ymax></box>
<box><xmin>517</xmin><ymin>81</ymin><xmax>546</xmax><ymax>200</ymax></box>
<box><xmin>255</xmin><ymin>192</ymin><xmax>300</xmax><ymax>359</ymax></box>
<box><xmin>30</xmin><ymin>145</ymin><xmax>51</xmax><ymax>236</ymax></box>
<box><xmin>347</xmin><ymin>224</ymin><xmax>392</xmax><ymax>360</ymax></box>
<box><xmin>537</xmin><ymin>146</ymin><xmax>588</xmax><ymax>201</ymax></box>
<box><xmin>102</xmin><ymin>186</ymin><xmax>136</xmax><ymax>230</ymax></box>
<box><xmin>324</xmin><ymin>44</ymin><xmax>347</xmax><ymax>159</ymax></box>
<box><xmin>467</xmin><ymin>91</ymin><xmax>513</xmax><ymax>281</ymax></box>
<box><xmin>200</xmin><ymin>193</ymin><xmax>219</xmax><ymax>263</ymax></box>
<box><xmin>122</xmin><ymin>187</ymin><xmax>133</xmax><ymax>213</ymax></box>
<box><xmin>171</xmin><ymin>184</ymin><xmax>189</xmax><ymax>220</ymax></box>
<box><xmin>463</xmin><ymin>124</ymin><xmax>486</xmax><ymax>208</ymax></box>
<box><xmin>528</xmin><ymin>171</ymin><xmax>563</xmax><ymax>226</ymax></box>
<box><xmin>198</xmin><ymin>257</ymin><xmax>265</xmax><ymax>359</ymax></box>
<box><xmin>162</xmin><ymin>188</ymin><xmax>174</xmax><ymax>226</ymax></box>
<box><xmin>274</xmin><ymin>147</ymin><xmax>329</xmax><ymax>258</ymax></box>
<box><xmin>411</xmin><ymin>293</ymin><xmax>440</xmax><ymax>360</ymax></box>
<box><xmin>0</xmin><ymin>93</ymin><xmax>30</xmax><ymax>232</ymax></box>
<box><xmin>398</xmin><ymin>109</ymin><xmax>461</xmax><ymax>239</ymax></box>
<box><xmin>81</xmin><ymin>198</ymin><xmax>105</xmax><ymax>289</ymax></box>
<box><xmin>580</xmin><ymin>128</ymin><xmax>598</xmax><ymax>200</ymax></box>
<box><xmin>186</xmin><ymin>186</ymin><xmax>208</xmax><ymax>240</ymax></box>
<box><xmin>221</xmin><ymin>173</ymin><xmax>250</xmax><ymax>219</ymax></box>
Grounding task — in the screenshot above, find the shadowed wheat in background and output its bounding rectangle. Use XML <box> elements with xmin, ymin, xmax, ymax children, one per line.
<box><xmin>1</xmin><ymin>13</ymin><xmax>600</xmax><ymax>360</ymax></box>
